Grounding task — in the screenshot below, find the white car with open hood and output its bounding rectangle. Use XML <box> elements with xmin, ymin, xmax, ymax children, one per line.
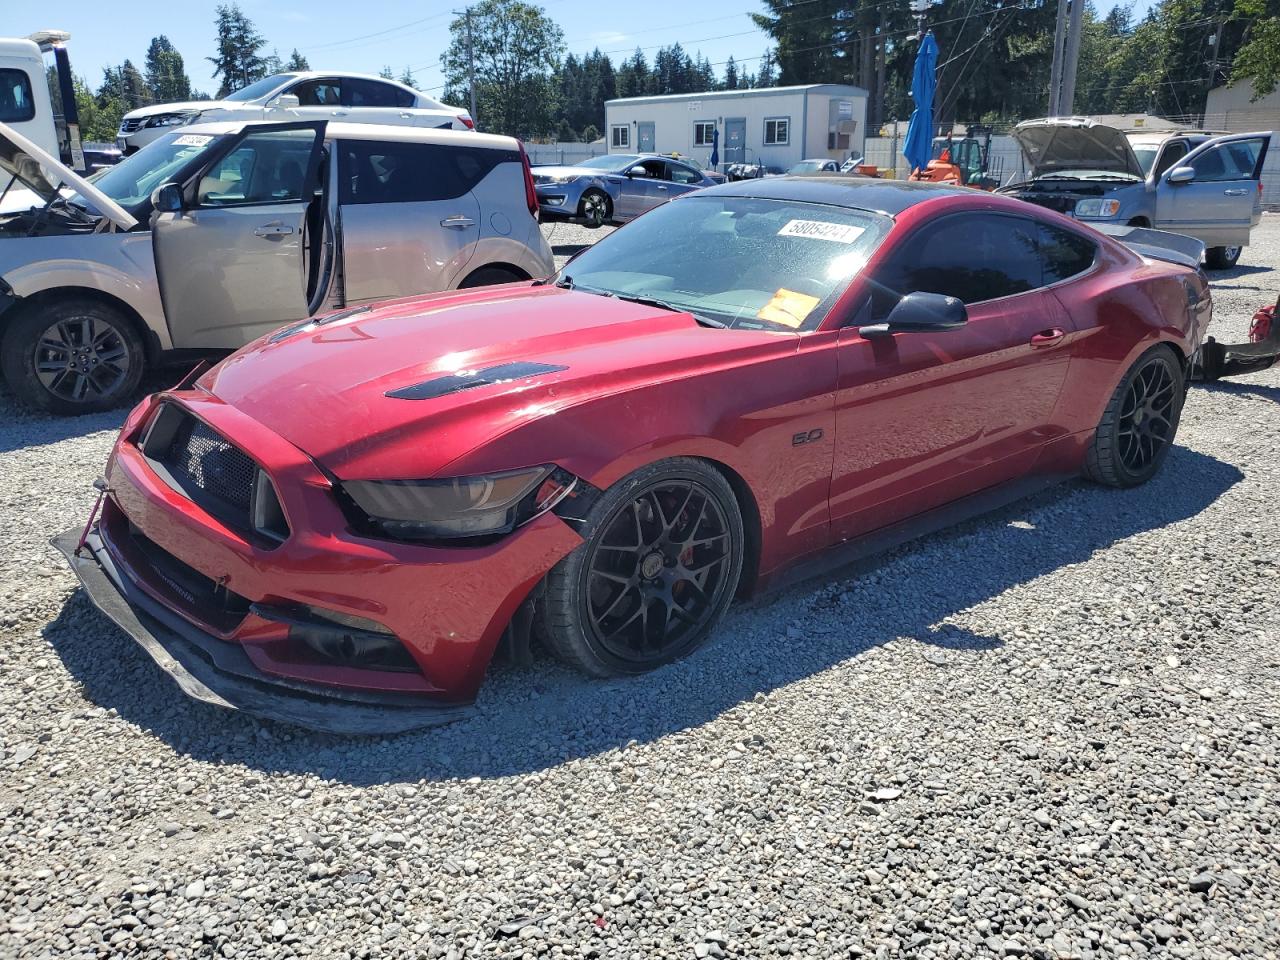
<box><xmin>117</xmin><ymin>72</ymin><xmax>475</xmax><ymax>154</ymax></box>
<box><xmin>0</xmin><ymin>119</ymin><xmax>552</xmax><ymax>414</ymax></box>
<box><xmin>997</xmin><ymin>117</ymin><xmax>1270</xmax><ymax>269</ymax></box>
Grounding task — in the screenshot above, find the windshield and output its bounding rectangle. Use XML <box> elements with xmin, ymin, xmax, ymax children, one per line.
<box><xmin>1131</xmin><ymin>147</ymin><xmax>1158</xmax><ymax>175</ymax></box>
<box><xmin>71</xmin><ymin>131</ymin><xmax>225</xmax><ymax>213</ymax></box>
<box><xmin>558</xmin><ymin>195</ymin><xmax>891</xmax><ymax>331</ymax></box>
<box><xmin>224</xmin><ymin>74</ymin><xmax>298</xmax><ymax>102</ymax></box>
<box><xmin>789</xmin><ymin>160</ymin><xmax>826</xmax><ymax>173</ymax></box>
<box><xmin>574</xmin><ymin>154</ymin><xmax>639</xmax><ymax>171</ymax></box>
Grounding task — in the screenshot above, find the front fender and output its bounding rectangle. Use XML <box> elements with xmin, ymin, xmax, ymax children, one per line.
<box><xmin>0</xmin><ymin>232</ymin><xmax>169</xmax><ymax>348</ymax></box>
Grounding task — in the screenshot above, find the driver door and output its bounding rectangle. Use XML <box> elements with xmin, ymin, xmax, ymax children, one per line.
<box><xmin>1154</xmin><ymin>133</ymin><xmax>1270</xmax><ymax>246</ymax></box>
<box><xmin>152</xmin><ymin>122</ymin><xmax>326</xmax><ymax>349</ymax></box>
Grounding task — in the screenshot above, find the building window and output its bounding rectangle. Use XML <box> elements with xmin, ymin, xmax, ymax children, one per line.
<box><xmin>611</xmin><ymin>125</ymin><xmax>630</xmax><ymax>148</ymax></box>
<box><xmin>764</xmin><ymin>117</ymin><xmax>790</xmax><ymax>146</ymax></box>
<box><xmin>694</xmin><ymin>121</ymin><xmax>715</xmax><ymax>146</ymax></box>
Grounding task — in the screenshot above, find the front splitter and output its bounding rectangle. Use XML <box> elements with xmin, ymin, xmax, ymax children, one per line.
<box><xmin>54</xmin><ymin>527</ymin><xmax>475</xmax><ymax>736</ymax></box>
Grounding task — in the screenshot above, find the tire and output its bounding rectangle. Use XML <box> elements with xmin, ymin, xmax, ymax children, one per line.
<box><xmin>1084</xmin><ymin>345</ymin><xmax>1185</xmax><ymax>488</ymax></box>
<box><xmin>459</xmin><ymin>266</ymin><xmax>525</xmax><ymax>288</ymax></box>
<box><xmin>540</xmin><ymin>458</ymin><xmax>745</xmax><ymax>677</ymax></box>
<box><xmin>1205</xmin><ymin>245</ymin><xmax>1242</xmax><ymax>270</ymax></box>
<box><xmin>1</xmin><ymin>298</ymin><xmax>145</xmax><ymax>415</ymax></box>
<box><xmin>578</xmin><ymin>189</ymin><xmax>611</xmax><ymax>229</ymax></box>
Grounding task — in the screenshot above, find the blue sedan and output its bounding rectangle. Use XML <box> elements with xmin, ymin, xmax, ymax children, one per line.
<box><xmin>532</xmin><ymin>154</ymin><xmax>718</xmax><ymax>228</ymax></box>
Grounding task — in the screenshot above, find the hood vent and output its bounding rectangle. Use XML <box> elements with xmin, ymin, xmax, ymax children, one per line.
<box><xmin>386</xmin><ymin>361</ymin><xmax>567</xmax><ymax>401</ymax></box>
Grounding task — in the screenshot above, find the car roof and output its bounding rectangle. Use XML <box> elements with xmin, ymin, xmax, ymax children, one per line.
<box><xmin>702</xmin><ymin>176</ymin><xmax>970</xmax><ymax>216</ymax></box>
<box><xmin>181</xmin><ymin>119</ymin><xmax>515</xmax><ymax>151</ymax></box>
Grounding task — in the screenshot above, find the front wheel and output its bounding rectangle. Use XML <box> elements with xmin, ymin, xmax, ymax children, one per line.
<box><xmin>540</xmin><ymin>458</ymin><xmax>744</xmax><ymax>677</ymax></box>
<box><xmin>578</xmin><ymin>189</ymin><xmax>611</xmax><ymax>229</ymax></box>
<box><xmin>1084</xmin><ymin>345</ymin><xmax>1185</xmax><ymax>488</ymax></box>
<box><xmin>1206</xmin><ymin>245</ymin><xmax>1242</xmax><ymax>270</ymax></box>
<box><xmin>1</xmin><ymin>298</ymin><xmax>145</xmax><ymax>414</ymax></box>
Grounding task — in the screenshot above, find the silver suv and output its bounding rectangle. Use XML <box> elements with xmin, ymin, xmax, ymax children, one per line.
<box><xmin>999</xmin><ymin>118</ymin><xmax>1270</xmax><ymax>269</ymax></box>
<box><xmin>0</xmin><ymin>119</ymin><xmax>553</xmax><ymax>414</ymax></box>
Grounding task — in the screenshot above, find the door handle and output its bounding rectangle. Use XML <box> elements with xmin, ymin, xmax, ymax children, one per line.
<box><xmin>399</xmin><ymin>112</ymin><xmax>414</xmax><ymax>119</ymax></box>
<box><xmin>253</xmin><ymin>223</ymin><xmax>295</xmax><ymax>238</ymax></box>
<box><xmin>440</xmin><ymin>216</ymin><xmax>476</xmax><ymax>229</ymax></box>
<box><xmin>331</xmin><ymin>110</ymin><xmax>348</xmax><ymax>117</ymax></box>
<box><xmin>1222</xmin><ymin>188</ymin><xmax>1248</xmax><ymax>196</ymax></box>
<box><xmin>656</xmin><ymin>185</ymin><xmax>668</xmax><ymax>191</ymax></box>
<box><xmin>1030</xmin><ymin>328</ymin><xmax>1065</xmax><ymax>347</ymax></box>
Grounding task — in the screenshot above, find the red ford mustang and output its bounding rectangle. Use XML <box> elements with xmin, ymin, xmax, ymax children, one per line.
<box><xmin>61</xmin><ymin>178</ymin><xmax>1212</xmax><ymax>733</ymax></box>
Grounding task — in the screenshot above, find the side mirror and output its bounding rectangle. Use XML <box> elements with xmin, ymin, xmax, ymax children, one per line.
<box><xmin>627</xmin><ymin>166</ymin><xmax>648</xmax><ymax>178</ymax></box>
<box><xmin>150</xmin><ymin>182</ymin><xmax>184</xmax><ymax>214</ymax></box>
<box><xmin>272</xmin><ymin>93</ymin><xmax>301</xmax><ymax>109</ymax></box>
<box><xmin>860</xmin><ymin>292</ymin><xmax>967</xmax><ymax>338</ymax></box>
<box><xmin>1167</xmin><ymin>165</ymin><xmax>1196</xmax><ymax>185</ymax></box>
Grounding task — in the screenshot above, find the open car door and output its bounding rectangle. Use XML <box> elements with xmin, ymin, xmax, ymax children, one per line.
<box><xmin>152</xmin><ymin>121</ymin><xmax>326</xmax><ymax>350</ymax></box>
<box><xmin>1154</xmin><ymin>131</ymin><xmax>1270</xmax><ymax>248</ymax></box>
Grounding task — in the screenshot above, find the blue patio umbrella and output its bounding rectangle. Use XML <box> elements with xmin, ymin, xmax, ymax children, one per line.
<box><xmin>709</xmin><ymin>128</ymin><xmax>720</xmax><ymax>169</ymax></box>
<box><xmin>902</xmin><ymin>31</ymin><xmax>938</xmax><ymax>175</ymax></box>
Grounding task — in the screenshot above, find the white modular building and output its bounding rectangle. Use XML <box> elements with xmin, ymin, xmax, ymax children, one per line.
<box><xmin>604</xmin><ymin>84</ymin><xmax>869</xmax><ymax>172</ymax></box>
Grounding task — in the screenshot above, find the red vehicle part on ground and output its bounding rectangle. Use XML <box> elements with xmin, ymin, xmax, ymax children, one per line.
<box><xmin>61</xmin><ymin>178</ymin><xmax>1213</xmax><ymax>733</ymax></box>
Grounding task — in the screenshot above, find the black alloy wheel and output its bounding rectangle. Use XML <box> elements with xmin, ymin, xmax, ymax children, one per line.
<box><xmin>540</xmin><ymin>459</ymin><xmax>744</xmax><ymax>676</ymax></box>
<box><xmin>1084</xmin><ymin>346</ymin><xmax>1185</xmax><ymax>488</ymax></box>
<box><xmin>34</xmin><ymin>316</ymin><xmax>131</xmax><ymax>404</ymax></box>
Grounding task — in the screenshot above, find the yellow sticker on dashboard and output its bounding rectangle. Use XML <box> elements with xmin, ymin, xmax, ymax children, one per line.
<box><xmin>757</xmin><ymin>288</ymin><xmax>822</xmax><ymax>328</ymax></box>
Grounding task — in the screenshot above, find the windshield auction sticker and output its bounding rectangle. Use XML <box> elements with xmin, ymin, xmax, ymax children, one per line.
<box><xmin>777</xmin><ymin>219</ymin><xmax>865</xmax><ymax>244</ymax></box>
<box><xmin>173</xmin><ymin>135</ymin><xmax>214</xmax><ymax>147</ymax></box>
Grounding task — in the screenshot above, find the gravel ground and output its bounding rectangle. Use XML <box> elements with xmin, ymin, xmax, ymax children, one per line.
<box><xmin>2</xmin><ymin>219</ymin><xmax>1278</xmax><ymax>960</ymax></box>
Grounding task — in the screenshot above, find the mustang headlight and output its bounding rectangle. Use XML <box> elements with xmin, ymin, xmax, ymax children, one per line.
<box><xmin>1074</xmin><ymin>198</ymin><xmax>1121</xmax><ymax>218</ymax></box>
<box><xmin>341</xmin><ymin>466</ymin><xmax>576</xmax><ymax>541</ymax></box>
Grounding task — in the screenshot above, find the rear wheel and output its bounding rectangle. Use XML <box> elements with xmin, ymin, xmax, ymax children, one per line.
<box><xmin>540</xmin><ymin>458</ymin><xmax>744</xmax><ymax>677</ymax></box>
<box><xmin>1084</xmin><ymin>346</ymin><xmax>1185</xmax><ymax>488</ymax></box>
<box><xmin>578</xmin><ymin>189</ymin><xmax>611</xmax><ymax>229</ymax></box>
<box><xmin>1206</xmin><ymin>245</ymin><xmax>1242</xmax><ymax>270</ymax></box>
<box><xmin>459</xmin><ymin>266</ymin><xmax>525</xmax><ymax>288</ymax></box>
<box><xmin>1</xmin><ymin>298</ymin><xmax>145</xmax><ymax>414</ymax></box>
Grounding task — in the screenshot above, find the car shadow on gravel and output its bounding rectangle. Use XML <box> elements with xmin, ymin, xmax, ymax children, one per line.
<box><xmin>43</xmin><ymin>445</ymin><xmax>1243</xmax><ymax>785</ymax></box>
<box><xmin>1196</xmin><ymin>381</ymin><xmax>1280</xmax><ymax>404</ymax></box>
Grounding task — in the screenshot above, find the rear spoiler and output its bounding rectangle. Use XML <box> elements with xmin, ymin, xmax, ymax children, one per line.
<box><xmin>1093</xmin><ymin>225</ymin><xmax>1205</xmax><ymax>270</ymax></box>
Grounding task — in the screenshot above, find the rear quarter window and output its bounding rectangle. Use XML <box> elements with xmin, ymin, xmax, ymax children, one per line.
<box><xmin>0</xmin><ymin>69</ymin><xmax>36</xmax><ymax>123</ymax></box>
<box><xmin>339</xmin><ymin>139</ymin><xmax>519</xmax><ymax>204</ymax></box>
<box><xmin>1040</xmin><ymin>223</ymin><xmax>1096</xmax><ymax>284</ymax></box>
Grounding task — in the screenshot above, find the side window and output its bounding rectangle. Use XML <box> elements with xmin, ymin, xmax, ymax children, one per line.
<box><xmin>197</xmin><ymin>129</ymin><xmax>315</xmax><ymax>206</ymax></box>
<box><xmin>338</xmin><ymin>139</ymin><xmax>516</xmax><ymax>204</ymax></box>
<box><xmin>873</xmin><ymin>214</ymin><xmax>1041</xmax><ymax>312</ymax></box>
<box><xmin>291</xmin><ymin>79</ymin><xmax>342</xmax><ymax>107</ymax></box>
<box><xmin>0</xmin><ymin>69</ymin><xmax>35</xmax><ymax>123</ymax></box>
<box><xmin>1040</xmin><ymin>223</ymin><xmax>1096</xmax><ymax>284</ymax></box>
<box><xmin>343</xmin><ymin>79</ymin><xmax>401</xmax><ymax>108</ymax></box>
<box><xmin>668</xmin><ymin>163</ymin><xmax>701</xmax><ymax>185</ymax></box>
<box><xmin>1189</xmin><ymin>138</ymin><xmax>1265</xmax><ymax>182</ymax></box>
<box><xmin>638</xmin><ymin>159</ymin><xmax>667</xmax><ymax>180</ymax></box>
<box><xmin>1153</xmin><ymin>141</ymin><xmax>1187</xmax><ymax>178</ymax></box>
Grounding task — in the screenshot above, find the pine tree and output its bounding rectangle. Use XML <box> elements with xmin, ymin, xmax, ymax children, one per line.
<box><xmin>755</xmin><ymin>50</ymin><xmax>777</xmax><ymax>88</ymax></box>
<box><xmin>145</xmin><ymin>36</ymin><xmax>192</xmax><ymax>102</ymax></box>
<box><xmin>208</xmin><ymin>3</ymin><xmax>268</xmax><ymax>97</ymax></box>
<box><xmin>379</xmin><ymin>65</ymin><xmax>395</xmax><ymax>80</ymax></box>
<box><xmin>400</xmin><ymin>67</ymin><xmax>416</xmax><ymax>87</ymax></box>
<box><xmin>724</xmin><ymin>55</ymin><xmax>739</xmax><ymax>90</ymax></box>
<box><xmin>286</xmin><ymin>49</ymin><xmax>310</xmax><ymax>71</ymax></box>
<box><xmin>616</xmin><ymin>49</ymin><xmax>649</xmax><ymax>99</ymax></box>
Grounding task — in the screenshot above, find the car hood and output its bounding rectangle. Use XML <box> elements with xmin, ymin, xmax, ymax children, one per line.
<box><xmin>1012</xmin><ymin>118</ymin><xmax>1144</xmax><ymax>179</ymax></box>
<box><xmin>532</xmin><ymin>165</ymin><xmax>616</xmax><ymax>179</ymax></box>
<box><xmin>123</xmin><ymin>100</ymin><xmax>226</xmax><ymax>120</ymax></box>
<box><xmin>198</xmin><ymin>285</ymin><xmax>785</xmax><ymax>479</ymax></box>
<box><xmin>0</xmin><ymin>122</ymin><xmax>137</xmax><ymax>229</ymax></box>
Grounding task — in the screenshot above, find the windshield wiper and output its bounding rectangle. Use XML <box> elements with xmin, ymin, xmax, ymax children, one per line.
<box><xmin>609</xmin><ymin>292</ymin><xmax>727</xmax><ymax>328</ymax></box>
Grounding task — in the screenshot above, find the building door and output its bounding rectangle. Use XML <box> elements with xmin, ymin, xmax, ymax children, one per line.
<box><xmin>724</xmin><ymin>118</ymin><xmax>746</xmax><ymax>164</ymax></box>
<box><xmin>636</xmin><ymin>121</ymin><xmax>655</xmax><ymax>153</ymax></box>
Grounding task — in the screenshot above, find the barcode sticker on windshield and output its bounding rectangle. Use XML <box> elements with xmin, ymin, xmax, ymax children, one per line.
<box><xmin>778</xmin><ymin>219</ymin><xmax>865</xmax><ymax>244</ymax></box>
<box><xmin>173</xmin><ymin>134</ymin><xmax>214</xmax><ymax>147</ymax></box>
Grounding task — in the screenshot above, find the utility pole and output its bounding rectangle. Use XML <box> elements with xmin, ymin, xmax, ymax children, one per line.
<box><xmin>464</xmin><ymin>7</ymin><xmax>479</xmax><ymax>131</ymax></box>
<box><xmin>1047</xmin><ymin>0</ymin><xmax>1069</xmax><ymax>115</ymax></box>
<box><xmin>1059</xmin><ymin>0</ymin><xmax>1085</xmax><ymax>115</ymax></box>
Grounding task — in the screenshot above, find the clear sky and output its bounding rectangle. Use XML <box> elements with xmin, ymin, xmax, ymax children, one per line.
<box><xmin>13</xmin><ymin>0</ymin><xmax>1158</xmax><ymax>103</ymax></box>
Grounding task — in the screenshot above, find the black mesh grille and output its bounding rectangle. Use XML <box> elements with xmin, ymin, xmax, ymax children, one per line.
<box><xmin>119</xmin><ymin>118</ymin><xmax>144</xmax><ymax>132</ymax></box>
<box><xmin>166</xmin><ymin>418</ymin><xmax>257</xmax><ymax>515</ymax></box>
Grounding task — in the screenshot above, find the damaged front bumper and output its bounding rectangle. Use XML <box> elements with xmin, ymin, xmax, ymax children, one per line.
<box><xmin>55</xmin><ymin>526</ymin><xmax>476</xmax><ymax>735</ymax></box>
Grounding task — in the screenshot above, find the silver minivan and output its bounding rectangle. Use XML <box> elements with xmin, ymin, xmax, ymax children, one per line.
<box><xmin>0</xmin><ymin>119</ymin><xmax>553</xmax><ymax>413</ymax></box>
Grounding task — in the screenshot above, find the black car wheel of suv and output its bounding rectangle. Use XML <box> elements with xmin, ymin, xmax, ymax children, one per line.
<box><xmin>1</xmin><ymin>298</ymin><xmax>145</xmax><ymax>414</ymax></box>
<box><xmin>1206</xmin><ymin>245</ymin><xmax>1242</xmax><ymax>270</ymax></box>
<box><xmin>541</xmin><ymin>458</ymin><xmax>744</xmax><ymax>677</ymax></box>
